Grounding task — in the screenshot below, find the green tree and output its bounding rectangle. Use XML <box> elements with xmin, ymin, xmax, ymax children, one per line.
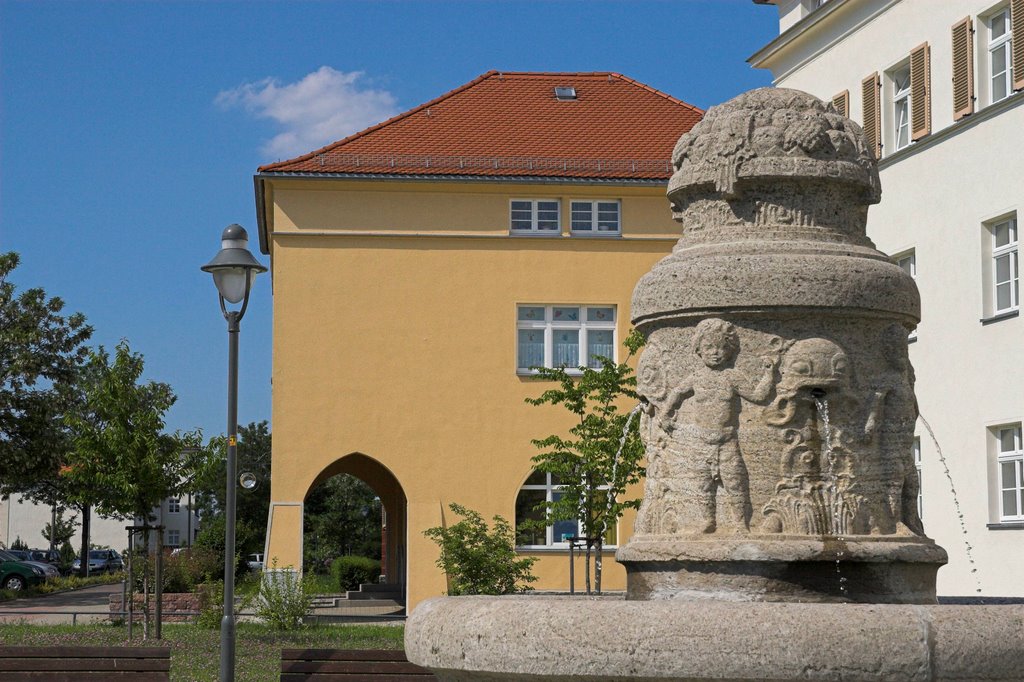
<box><xmin>303</xmin><ymin>474</ymin><xmax>381</xmax><ymax>571</ymax></box>
<box><xmin>42</xmin><ymin>508</ymin><xmax>78</xmax><ymax>548</ymax></box>
<box><xmin>60</xmin><ymin>342</ymin><xmax>205</xmax><ymax>576</ymax></box>
<box><xmin>525</xmin><ymin>329</ymin><xmax>646</xmax><ymax>593</ymax></box>
<box><xmin>192</xmin><ymin>421</ymin><xmax>271</xmax><ymax>562</ymax></box>
<box><xmin>0</xmin><ymin>252</ymin><xmax>92</xmax><ymax>500</ymax></box>
<box><xmin>423</xmin><ymin>503</ymin><xmax>537</xmax><ymax>596</ymax></box>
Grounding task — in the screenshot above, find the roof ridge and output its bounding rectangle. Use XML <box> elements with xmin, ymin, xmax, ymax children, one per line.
<box><xmin>608</xmin><ymin>72</ymin><xmax>704</xmax><ymax>115</ymax></box>
<box><xmin>259</xmin><ymin>70</ymin><xmax>500</xmax><ymax>172</ymax></box>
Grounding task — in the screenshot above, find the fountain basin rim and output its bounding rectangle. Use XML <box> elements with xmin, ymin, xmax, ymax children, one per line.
<box><xmin>406</xmin><ymin>597</ymin><xmax>1024</xmax><ymax>681</ymax></box>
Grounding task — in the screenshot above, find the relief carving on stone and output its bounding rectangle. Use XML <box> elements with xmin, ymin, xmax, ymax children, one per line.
<box><xmin>637</xmin><ymin>319</ymin><xmax>776</xmax><ymax>535</ymax></box>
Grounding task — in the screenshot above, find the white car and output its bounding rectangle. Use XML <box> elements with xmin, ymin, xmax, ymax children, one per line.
<box><xmin>246</xmin><ymin>553</ymin><xmax>264</xmax><ymax>571</ymax></box>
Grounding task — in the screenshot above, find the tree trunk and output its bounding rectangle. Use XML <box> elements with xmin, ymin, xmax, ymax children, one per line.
<box><xmin>584</xmin><ymin>541</ymin><xmax>591</xmax><ymax>595</ymax></box>
<box><xmin>78</xmin><ymin>505</ymin><xmax>90</xmax><ymax>578</ymax></box>
<box><xmin>594</xmin><ymin>538</ymin><xmax>603</xmax><ymax>595</ymax></box>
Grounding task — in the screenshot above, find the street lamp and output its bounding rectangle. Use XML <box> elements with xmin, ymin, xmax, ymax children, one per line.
<box><xmin>202</xmin><ymin>224</ymin><xmax>266</xmax><ymax>682</ymax></box>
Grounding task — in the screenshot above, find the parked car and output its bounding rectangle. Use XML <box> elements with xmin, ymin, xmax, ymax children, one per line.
<box><xmin>28</xmin><ymin>549</ymin><xmax>61</xmax><ymax>566</ymax></box>
<box><xmin>71</xmin><ymin>549</ymin><xmax>124</xmax><ymax>574</ymax></box>
<box><xmin>246</xmin><ymin>553</ymin><xmax>264</xmax><ymax>571</ymax></box>
<box><xmin>0</xmin><ymin>549</ymin><xmax>58</xmax><ymax>590</ymax></box>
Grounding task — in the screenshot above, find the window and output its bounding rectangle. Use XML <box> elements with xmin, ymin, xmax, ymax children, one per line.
<box><xmin>991</xmin><ymin>217</ymin><xmax>1019</xmax><ymax>313</ymax></box>
<box><xmin>166</xmin><ymin>529</ymin><xmax>181</xmax><ymax>547</ymax></box>
<box><xmin>914</xmin><ymin>437</ymin><xmax>923</xmax><ymax>521</ymax></box>
<box><xmin>895</xmin><ymin>250</ymin><xmax>917</xmax><ymax>338</ymax></box>
<box><xmin>510</xmin><ymin>199</ymin><xmax>559</xmax><ymax>234</ymax></box>
<box><xmin>989</xmin><ymin>7</ymin><xmax>1013</xmax><ymax>104</ymax></box>
<box><xmin>517</xmin><ymin>305</ymin><xmax>615</xmax><ymax>372</ymax></box>
<box><xmin>167</xmin><ymin>498</ymin><xmax>181</xmax><ymax>513</ymax></box>
<box><xmin>996</xmin><ymin>424</ymin><xmax>1023</xmax><ymax>521</ymax></box>
<box><xmin>891</xmin><ymin>64</ymin><xmax>912</xmax><ymax>151</ymax></box>
<box><xmin>570</xmin><ymin>200</ymin><xmax>620</xmax><ymax>235</ymax></box>
<box><xmin>515</xmin><ymin>470</ymin><xmax>617</xmax><ymax>547</ymax></box>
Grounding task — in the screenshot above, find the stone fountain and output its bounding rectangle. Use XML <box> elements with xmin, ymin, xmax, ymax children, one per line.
<box><xmin>405</xmin><ymin>89</ymin><xmax>1024</xmax><ymax>681</ymax></box>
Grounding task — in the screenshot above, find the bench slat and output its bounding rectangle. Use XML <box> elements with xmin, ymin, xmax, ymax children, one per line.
<box><xmin>282</xmin><ymin>676</ymin><xmax>433</xmax><ymax>682</ymax></box>
<box><xmin>0</xmin><ymin>658</ymin><xmax>171</xmax><ymax>672</ymax></box>
<box><xmin>281</xmin><ymin>649</ymin><xmax>409</xmax><ymax>662</ymax></box>
<box><xmin>282</xmin><ymin>661</ymin><xmax>430</xmax><ymax>674</ymax></box>
<box><xmin>0</xmin><ymin>646</ymin><xmax>169</xmax><ymax>659</ymax></box>
<box><xmin>2</xmin><ymin>674</ymin><xmax>170</xmax><ymax>681</ymax></box>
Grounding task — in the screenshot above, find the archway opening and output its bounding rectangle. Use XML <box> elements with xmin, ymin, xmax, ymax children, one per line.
<box><xmin>304</xmin><ymin>453</ymin><xmax>407</xmax><ymax>603</ymax></box>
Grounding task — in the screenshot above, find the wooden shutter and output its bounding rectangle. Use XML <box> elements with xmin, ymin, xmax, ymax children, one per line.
<box><xmin>951</xmin><ymin>17</ymin><xmax>975</xmax><ymax>120</ymax></box>
<box><xmin>832</xmin><ymin>90</ymin><xmax>850</xmax><ymax>117</ymax></box>
<box><xmin>861</xmin><ymin>73</ymin><xmax>881</xmax><ymax>158</ymax></box>
<box><xmin>1013</xmin><ymin>0</ymin><xmax>1024</xmax><ymax>91</ymax></box>
<box><xmin>910</xmin><ymin>42</ymin><xmax>931</xmax><ymax>140</ymax></box>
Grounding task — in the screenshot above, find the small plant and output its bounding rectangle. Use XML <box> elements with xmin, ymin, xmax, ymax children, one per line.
<box><xmin>251</xmin><ymin>559</ymin><xmax>312</xmax><ymax>630</ymax></box>
<box><xmin>195</xmin><ymin>580</ymin><xmax>224</xmax><ymax>629</ymax></box>
<box><xmin>330</xmin><ymin>556</ymin><xmax>380</xmax><ymax>592</ymax></box>
<box><xmin>424</xmin><ymin>503</ymin><xmax>537</xmax><ymax>596</ymax></box>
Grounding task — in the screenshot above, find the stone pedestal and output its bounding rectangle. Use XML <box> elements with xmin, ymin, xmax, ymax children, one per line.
<box><xmin>406</xmin><ymin>596</ymin><xmax>1024</xmax><ymax>681</ymax></box>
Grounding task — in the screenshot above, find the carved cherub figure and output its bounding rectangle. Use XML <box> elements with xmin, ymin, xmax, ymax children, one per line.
<box><xmin>661</xmin><ymin>319</ymin><xmax>778</xmax><ymax>533</ymax></box>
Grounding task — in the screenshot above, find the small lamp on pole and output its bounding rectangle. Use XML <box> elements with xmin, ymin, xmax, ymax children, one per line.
<box><xmin>202</xmin><ymin>224</ymin><xmax>266</xmax><ymax>682</ymax></box>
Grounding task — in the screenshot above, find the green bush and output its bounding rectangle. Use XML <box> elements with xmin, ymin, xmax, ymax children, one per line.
<box><xmin>251</xmin><ymin>559</ymin><xmax>311</xmax><ymax>630</ymax></box>
<box><xmin>424</xmin><ymin>503</ymin><xmax>537</xmax><ymax>596</ymax></box>
<box><xmin>330</xmin><ymin>556</ymin><xmax>380</xmax><ymax>592</ymax></box>
<box><xmin>195</xmin><ymin>580</ymin><xmax>224</xmax><ymax>629</ymax></box>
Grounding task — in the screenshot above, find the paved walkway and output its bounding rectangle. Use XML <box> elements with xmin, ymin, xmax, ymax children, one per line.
<box><xmin>0</xmin><ymin>582</ymin><xmax>124</xmax><ymax>625</ymax></box>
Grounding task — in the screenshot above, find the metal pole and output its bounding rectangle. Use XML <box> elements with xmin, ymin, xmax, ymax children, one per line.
<box><xmin>219</xmin><ymin>312</ymin><xmax>239</xmax><ymax>682</ymax></box>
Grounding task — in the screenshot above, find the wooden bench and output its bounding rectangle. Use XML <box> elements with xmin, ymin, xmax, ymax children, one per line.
<box><xmin>281</xmin><ymin>649</ymin><xmax>436</xmax><ymax>680</ymax></box>
<box><xmin>0</xmin><ymin>645</ymin><xmax>170</xmax><ymax>680</ymax></box>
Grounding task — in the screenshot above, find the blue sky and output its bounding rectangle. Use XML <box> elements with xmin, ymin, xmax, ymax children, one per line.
<box><xmin>0</xmin><ymin>1</ymin><xmax>778</xmax><ymax>438</ymax></box>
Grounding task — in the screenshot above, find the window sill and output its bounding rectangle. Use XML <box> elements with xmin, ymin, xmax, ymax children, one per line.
<box><xmin>987</xmin><ymin>521</ymin><xmax>1024</xmax><ymax>530</ymax></box>
<box><xmin>509</xmin><ymin>230</ymin><xmax>561</xmax><ymax>237</ymax></box>
<box><xmin>980</xmin><ymin>309</ymin><xmax>1019</xmax><ymax>325</ymax></box>
<box><xmin>569</xmin><ymin>231</ymin><xmax>622</xmax><ymax>238</ymax></box>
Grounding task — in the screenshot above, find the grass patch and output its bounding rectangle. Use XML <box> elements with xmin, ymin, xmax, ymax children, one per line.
<box><xmin>0</xmin><ymin>621</ymin><xmax>404</xmax><ymax>681</ymax></box>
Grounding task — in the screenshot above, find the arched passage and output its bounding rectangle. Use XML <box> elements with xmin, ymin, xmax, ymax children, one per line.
<box><xmin>306</xmin><ymin>453</ymin><xmax>408</xmax><ymax>601</ymax></box>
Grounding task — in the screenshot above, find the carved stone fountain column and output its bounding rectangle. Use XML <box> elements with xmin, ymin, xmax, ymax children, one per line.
<box><xmin>617</xmin><ymin>88</ymin><xmax>947</xmax><ymax>603</ymax></box>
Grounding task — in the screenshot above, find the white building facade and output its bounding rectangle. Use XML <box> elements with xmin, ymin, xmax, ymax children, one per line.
<box><xmin>0</xmin><ymin>493</ymin><xmax>200</xmax><ymax>554</ymax></box>
<box><xmin>751</xmin><ymin>0</ymin><xmax>1023</xmax><ymax>597</ymax></box>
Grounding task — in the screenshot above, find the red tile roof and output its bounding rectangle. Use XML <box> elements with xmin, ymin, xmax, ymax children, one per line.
<box><xmin>257</xmin><ymin>71</ymin><xmax>703</xmax><ymax>180</ymax></box>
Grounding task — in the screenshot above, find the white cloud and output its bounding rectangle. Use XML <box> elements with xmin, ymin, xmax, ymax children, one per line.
<box><xmin>217</xmin><ymin>66</ymin><xmax>399</xmax><ymax>159</ymax></box>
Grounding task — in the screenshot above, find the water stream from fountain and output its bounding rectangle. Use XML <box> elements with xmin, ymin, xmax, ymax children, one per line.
<box><xmin>603</xmin><ymin>403</ymin><xmax>644</xmax><ymax>522</ymax></box>
<box><xmin>918</xmin><ymin>413</ymin><xmax>982</xmax><ymax>593</ymax></box>
<box><xmin>814</xmin><ymin>394</ymin><xmax>848</xmax><ymax>598</ymax></box>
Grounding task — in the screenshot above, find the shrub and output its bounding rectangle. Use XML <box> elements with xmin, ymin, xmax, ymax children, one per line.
<box><xmin>195</xmin><ymin>580</ymin><xmax>223</xmax><ymax>629</ymax></box>
<box><xmin>251</xmin><ymin>559</ymin><xmax>311</xmax><ymax>630</ymax></box>
<box><xmin>330</xmin><ymin>556</ymin><xmax>380</xmax><ymax>592</ymax></box>
<box><xmin>423</xmin><ymin>503</ymin><xmax>537</xmax><ymax>596</ymax></box>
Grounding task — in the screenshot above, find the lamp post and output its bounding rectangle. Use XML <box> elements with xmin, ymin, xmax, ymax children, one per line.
<box><xmin>202</xmin><ymin>224</ymin><xmax>266</xmax><ymax>682</ymax></box>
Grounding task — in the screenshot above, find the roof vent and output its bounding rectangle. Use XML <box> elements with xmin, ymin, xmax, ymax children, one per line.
<box><xmin>554</xmin><ymin>86</ymin><xmax>577</xmax><ymax>101</ymax></box>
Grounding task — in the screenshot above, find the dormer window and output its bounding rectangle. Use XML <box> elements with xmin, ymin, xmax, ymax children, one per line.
<box><xmin>554</xmin><ymin>86</ymin><xmax>577</xmax><ymax>101</ymax></box>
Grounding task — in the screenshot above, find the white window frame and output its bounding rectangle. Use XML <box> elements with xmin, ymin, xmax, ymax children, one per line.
<box><xmin>913</xmin><ymin>436</ymin><xmax>923</xmax><ymax>521</ymax></box>
<box><xmin>570</xmin><ymin>200</ymin><xmax>621</xmax><ymax>236</ymax></box>
<box><xmin>515</xmin><ymin>471</ymin><xmax>617</xmax><ymax>549</ymax></box>
<box><xmin>991</xmin><ymin>217</ymin><xmax>1019</xmax><ymax>314</ymax></box>
<box><xmin>510</xmin><ymin>199</ymin><xmax>560</xmax><ymax>235</ymax></box>
<box><xmin>166</xmin><ymin>529</ymin><xmax>181</xmax><ymax>547</ymax></box>
<box><xmin>988</xmin><ymin>7</ymin><xmax>1013</xmax><ymax>105</ymax></box>
<box><xmin>996</xmin><ymin>424</ymin><xmax>1024</xmax><ymax>521</ymax></box>
<box><xmin>895</xmin><ymin>250</ymin><xmax>917</xmax><ymax>338</ymax></box>
<box><xmin>890</xmin><ymin>63</ymin><xmax>912</xmax><ymax>152</ymax></box>
<box><xmin>516</xmin><ymin>305</ymin><xmax>616</xmax><ymax>374</ymax></box>
<box><xmin>167</xmin><ymin>498</ymin><xmax>181</xmax><ymax>514</ymax></box>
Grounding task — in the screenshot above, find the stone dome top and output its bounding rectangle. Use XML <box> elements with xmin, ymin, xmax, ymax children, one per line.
<box><xmin>668</xmin><ymin>88</ymin><xmax>880</xmax><ymax>202</ymax></box>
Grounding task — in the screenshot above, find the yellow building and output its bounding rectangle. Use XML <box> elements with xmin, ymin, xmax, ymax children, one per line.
<box><xmin>253</xmin><ymin>71</ymin><xmax>702</xmax><ymax>610</ymax></box>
